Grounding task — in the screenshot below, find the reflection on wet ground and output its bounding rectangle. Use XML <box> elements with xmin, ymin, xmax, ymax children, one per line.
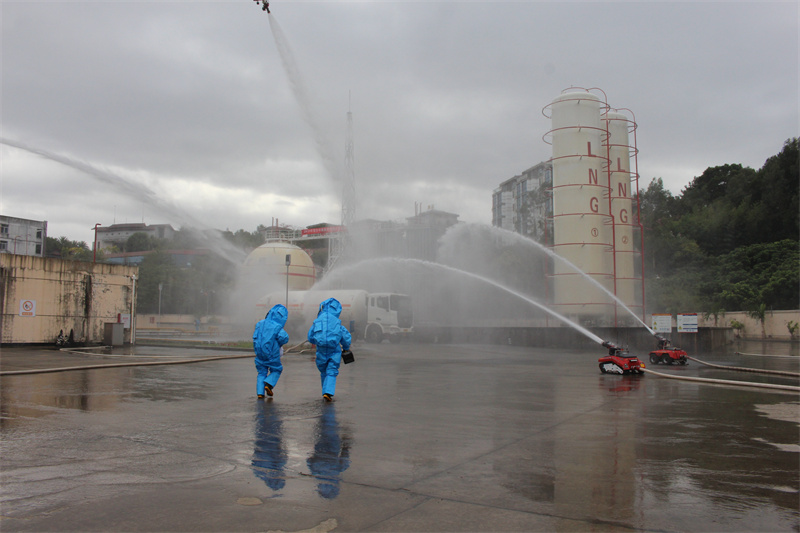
<box><xmin>252</xmin><ymin>401</ymin><xmax>287</xmax><ymax>491</ymax></box>
<box><xmin>0</xmin><ymin>344</ymin><xmax>797</xmax><ymax>531</ymax></box>
<box><xmin>307</xmin><ymin>404</ymin><xmax>350</xmax><ymax>499</ymax></box>
<box><xmin>251</xmin><ymin>399</ymin><xmax>351</xmax><ymax>498</ymax></box>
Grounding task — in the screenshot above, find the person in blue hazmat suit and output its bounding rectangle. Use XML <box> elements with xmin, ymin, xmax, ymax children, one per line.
<box><xmin>253</xmin><ymin>304</ymin><xmax>290</xmax><ymax>398</ymax></box>
<box><xmin>307</xmin><ymin>298</ymin><xmax>352</xmax><ymax>402</ymax></box>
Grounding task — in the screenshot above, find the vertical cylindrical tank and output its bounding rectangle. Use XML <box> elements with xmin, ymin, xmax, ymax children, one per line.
<box><xmin>604</xmin><ymin>111</ymin><xmax>636</xmax><ymax>308</ymax></box>
<box><xmin>548</xmin><ymin>91</ymin><xmax>614</xmax><ymax>319</ymax></box>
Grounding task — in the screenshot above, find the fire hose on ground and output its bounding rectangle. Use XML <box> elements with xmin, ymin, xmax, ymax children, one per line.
<box><xmin>641</xmin><ymin>355</ymin><xmax>800</xmax><ymax>392</ymax></box>
<box><xmin>688</xmin><ymin>356</ymin><xmax>800</xmax><ymax>378</ymax></box>
<box><xmin>0</xmin><ymin>342</ymin><xmax>314</xmax><ymax>376</ymax></box>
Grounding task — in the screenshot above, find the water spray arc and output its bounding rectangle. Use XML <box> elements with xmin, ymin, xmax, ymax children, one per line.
<box><xmin>442</xmin><ymin>223</ymin><xmax>654</xmax><ymax>335</ymax></box>
<box><xmin>267</xmin><ymin>16</ymin><xmax>342</xmax><ymax>197</ymax></box>
<box><xmin>315</xmin><ymin>257</ymin><xmax>605</xmax><ymax>345</ymax></box>
<box><xmin>0</xmin><ymin>137</ymin><xmax>246</xmax><ymax>262</ymax></box>
<box><xmin>267</xmin><ymin>15</ymin><xmax>352</xmax><ymax>271</ymax></box>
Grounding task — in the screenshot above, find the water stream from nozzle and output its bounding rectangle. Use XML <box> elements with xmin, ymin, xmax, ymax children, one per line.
<box><xmin>267</xmin><ymin>15</ymin><xmax>341</xmax><ymax>188</ymax></box>
<box><xmin>0</xmin><ymin>137</ymin><xmax>246</xmax><ymax>262</ymax></box>
<box><xmin>440</xmin><ymin>223</ymin><xmax>655</xmax><ymax>335</ymax></box>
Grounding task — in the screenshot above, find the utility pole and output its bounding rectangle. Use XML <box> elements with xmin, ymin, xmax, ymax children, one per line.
<box><xmin>92</xmin><ymin>223</ymin><xmax>101</xmax><ymax>263</ymax></box>
<box><xmin>285</xmin><ymin>254</ymin><xmax>291</xmax><ymax>308</ymax></box>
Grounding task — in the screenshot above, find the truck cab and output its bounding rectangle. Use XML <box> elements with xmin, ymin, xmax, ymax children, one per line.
<box><xmin>365</xmin><ymin>293</ymin><xmax>413</xmax><ymax>343</ymax></box>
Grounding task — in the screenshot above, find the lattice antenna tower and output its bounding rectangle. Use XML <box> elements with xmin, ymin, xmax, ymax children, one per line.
<box><xmin>342</xmin><ymin>93</ymin><xmax>356</xmax><ymax>227</ymax></box>
<box><xmin>326</xmin><ymin>95</ymin><xmax>356</xmax><ymax>274</ymax></box>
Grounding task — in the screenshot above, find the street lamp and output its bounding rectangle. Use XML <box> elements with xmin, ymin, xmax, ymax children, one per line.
<box><xmin>158</xmin><ymin>282</ymin><xmax>163</xmax><ymax>328</ymax></box>
<box><xmin>92</xmin><ymin>223</ymin><xmax>101</xmax><ymax>263</ymax></box>
<box><xmin>285</xmin><ymin>253</ymin><xmax>291</xmax><ymax>308</ymax></box>
<box><xmin>130</xmin><ymin>275</ymin><xmax>137</xmax><ymax>345</ymax></box>
<box><xmin>201</xmin><ymin>289</ymin><xmax>213</xmax><ymax>317</ymax></box>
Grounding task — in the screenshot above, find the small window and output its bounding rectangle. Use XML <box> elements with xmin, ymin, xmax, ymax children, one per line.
<box><xmin>0</xmin><ymin>225</ymin><xmax>8</xmax><ymax>235</ymax></box>
<box><xmin>0</xmin><ymin>241</ymin><xmax>7</xmax><ymax>250</ymax></box>
<box><xmin>36</xmin><ymin>229</ymin><xmax>42</xmax><ymax>239</ymax></box>
<box><xmin>377</xmin><ymin>296</ymin><xmax>389</xmax><ymax>310</ymax></box>
<box><xmin>35</xmin><ymin>244</ymin><xmax>42</xmax><ymax>255</ymax></box>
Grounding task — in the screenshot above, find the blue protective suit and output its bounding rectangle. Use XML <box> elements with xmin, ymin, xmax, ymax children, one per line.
<box><xmin>253</xmin><ymin>304</ymin><xmax>290</xmax><ymax>395</ymax></box>
<box><xmin>307</xmin><ymin>298</ymin><xmax>352</xmax><ymax>398</ymax></box>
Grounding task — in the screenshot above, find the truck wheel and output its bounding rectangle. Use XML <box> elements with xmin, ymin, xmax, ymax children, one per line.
<box><xmin>366</xmin><ymin>326</ymin><xmax>383</xmax><ymax>344</ymax></box>
<box><xmin>661</xmin><ymin>354</ymin><xmax>672</xmax><ymax>365</ymax></box>
<box><xmin>649</xmin><ymin>353</ymin><xmax>660</xmax><ymax>364</ymax></box>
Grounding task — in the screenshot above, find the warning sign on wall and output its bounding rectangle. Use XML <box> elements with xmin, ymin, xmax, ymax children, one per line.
<box><xmin>677</xmin><ymin>313</ymin><xmax>698</xmax><ymax>333</ymax></box>
<box><xmin>19</xmin><ymin>299</ymin><xmax>36</xmax><ymax>317</ymax></box>
<box><xmin>651</xmin><ymin>314</ymin><xmax>672</xmax><ymax>333</ymax></box>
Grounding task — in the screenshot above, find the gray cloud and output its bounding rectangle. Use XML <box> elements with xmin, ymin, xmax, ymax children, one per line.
<box><xmin>2</xmin><ymin>1</ymin><xmax>796</xmax><ymax>244</ymax></box>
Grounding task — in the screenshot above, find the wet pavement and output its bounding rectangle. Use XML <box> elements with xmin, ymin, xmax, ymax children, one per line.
<box><xmin>1</xmin><ymin>342</ymin><xmax>798</xmax><ymax>532</ymax></box>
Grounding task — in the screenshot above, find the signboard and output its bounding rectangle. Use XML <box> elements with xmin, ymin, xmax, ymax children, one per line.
<box><xmin>117</xmin><ymin>313</ymin><xmax>132</xmax><ymax>329</ymax></box>
<box><xmin>301</xmin><ymin>226</ymin><xmax>344</xmax><ymax>236</ymax></box>
<box><xmin>677</xmin><ymin>313</ymin><xmax>698</xmax><ymax>333</ymax></box>
<box><xmin>19</xmin><ymin>299</ymin><xmax>36</xmax><ymax>317</ymax></box>
<box><xmin>651</xmin><ymin>314</ymin><xmax>672</xmax><ymax>334</ymax></box>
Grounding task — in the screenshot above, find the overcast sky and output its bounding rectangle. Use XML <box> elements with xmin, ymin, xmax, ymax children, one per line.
<box><xmin>2</xmin><ymin>1</ymin><xmax>797</xmax><ymax>246</ymax></box>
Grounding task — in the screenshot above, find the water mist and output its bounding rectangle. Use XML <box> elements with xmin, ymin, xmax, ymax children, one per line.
<box><xmin>438</xmin><ymin>223</ymin><xmax>654</xmax><ymax>334</ymax></box>
<box><xmin>315</xmin><ymin>257</ymin><xmax>605</xmax><ymax>345</ymax></box>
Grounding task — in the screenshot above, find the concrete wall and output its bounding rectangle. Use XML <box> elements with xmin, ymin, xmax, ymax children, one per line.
<box><xmin>431</xmin><ymin>325</ymin><xmax>734</xmax><ymax>353</ymax></box>
<box><xmin>702</xmin><ymin>310</ymin><xmax>800</xmax><ymax>341</ymax></box>
<box><xmin>0</xmin><ymin>255</ymin><xmax>138</xmax><ymax>344</ymax></box>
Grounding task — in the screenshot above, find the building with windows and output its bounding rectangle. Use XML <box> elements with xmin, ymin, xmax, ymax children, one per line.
<box><xmin>492</xmin><ymin>161</ymin><xmax>552</xmax><ymax>242</ymax></box>
<box><xmin>0</xmin><ymin>215</ymin><xmax>47</xmax><ymax>257</ymax></box>
<box><xmin>95</xmin><ymin>223</ymin><xmax>175</xmax><ymax>253</ymax></box>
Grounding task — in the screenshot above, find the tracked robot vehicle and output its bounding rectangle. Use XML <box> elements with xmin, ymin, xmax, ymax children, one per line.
<box><xmin>598</xmin><ymin>341</ymin><xmax>645</xmax><ymax>375</ymax></box>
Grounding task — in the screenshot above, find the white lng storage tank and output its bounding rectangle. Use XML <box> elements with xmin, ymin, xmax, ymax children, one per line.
<box><xmin>548</xmin><ymin>90</ymin><xmax>614</xmax><ymax>319</ymax></box>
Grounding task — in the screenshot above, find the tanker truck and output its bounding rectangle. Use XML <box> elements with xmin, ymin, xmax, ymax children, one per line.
<box><xmin>256</xmin><ymin>290</ymin><xmax>413</xmax><ymax>343</ymax></box>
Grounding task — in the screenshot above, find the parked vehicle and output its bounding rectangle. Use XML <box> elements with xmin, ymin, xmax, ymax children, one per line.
<box><xmin>648</xmin><ymin>335</ymin><xmax>688</xmax><ymax>365</ymax></box>
<box><xmin>257</xmin><ymin>290</ymin><xmax>413</xmax><ymax>343</ymax></box>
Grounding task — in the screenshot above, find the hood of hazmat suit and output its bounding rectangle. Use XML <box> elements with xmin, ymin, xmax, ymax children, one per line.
<box><xmin>266</xmin><ymin>304</ymin><xmax>289</xmax><ymax>326</ymax></box>
<box><xmin>318</xmin><ymin>298</ymin><xmax>342</xmax><ymax>318</ymax></box>
<box><xmin>309</xmin><ymin>298</ymin><xmax>350</xmax><ymax>351</ymax></box>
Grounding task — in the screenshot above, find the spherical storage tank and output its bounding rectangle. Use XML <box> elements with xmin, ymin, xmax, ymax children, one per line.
<box><xmin>242</xmin><ymin>241</ymin><xmax>317</xmax><ymax>292</ymax></box>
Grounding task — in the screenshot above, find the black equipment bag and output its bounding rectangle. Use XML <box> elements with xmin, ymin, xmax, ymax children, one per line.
<box><xmin>341</xmin><ymin>349</ymin><xmax>355</xmax><ymax>364</ymax></box>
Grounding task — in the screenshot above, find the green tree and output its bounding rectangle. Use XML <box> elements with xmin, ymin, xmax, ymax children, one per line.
<box><xmin>125</xmin><ymin>232</ymin><xmax>155</xmax><ymax>252</ymax></box>
<box><xmin>639</xmin><ymin>139</ymin><xmax>799</xmax><ymax>313</ymax></box>
<box><xmin>136</xmin><ymin>251</ymin><xmax>179</xmax><ymax>314</ymax></box>
<box><xmin>752</xmin><ymin>138</ymin><xmax>799</xmax><ymax>242</ymax></box>
<box><xmin>709</xmin><ymin>240</ymin><xmax>799</xmax><ymax>310</ymax></box>
<box><xmin>746</xmin><ymin>303</ymin><xmax>768</xmax><ymax>339</ymax></box>
<box><xmin>45</xmin><ymin>236</ymin><xmax>98</xmax><ymax>262</ymax></box>
<box><xmin>222</xmin><ymin>228</ymin><xmax>265</xmax><ymax>251</ymax></box>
